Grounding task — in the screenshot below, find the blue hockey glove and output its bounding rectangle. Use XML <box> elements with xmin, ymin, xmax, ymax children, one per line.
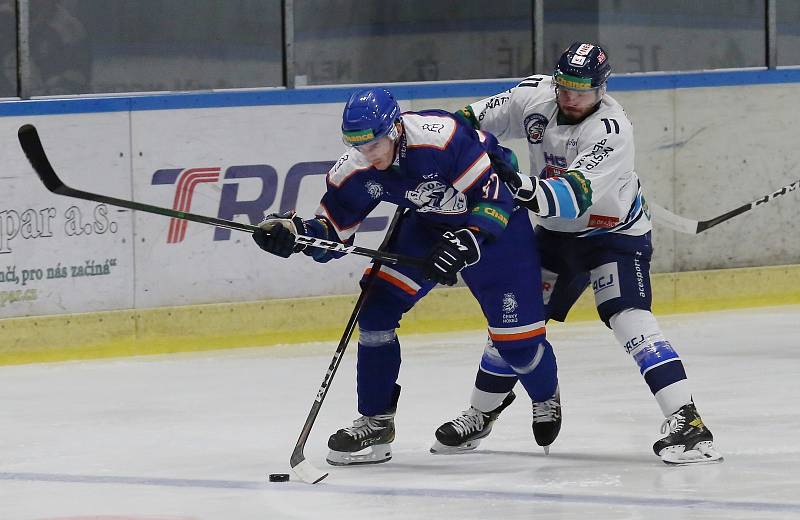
<box><xmin>488</xmin><ymin>152</ymin><xmax>538</xmax><ymax>203</ymax></box>
<box><xmin>252</xmin><ymin>211</ymin><xmax>307</xmax><ymax>258</ymax></box>
<box><xmin>424</xmin><ymin>229</ymin><xmax>481</xmax><ymax>286</ymax></box>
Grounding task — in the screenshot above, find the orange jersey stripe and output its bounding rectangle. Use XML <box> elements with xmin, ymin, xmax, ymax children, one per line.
<box><xmin>365</xmin><ymin>268</ymin><xmax>419</xmax><ymax>295</ymax></box>
<box><xmin>489</xmin><ymin>327</ymin><xmax>546</xmax><ymax>342</ymax></box>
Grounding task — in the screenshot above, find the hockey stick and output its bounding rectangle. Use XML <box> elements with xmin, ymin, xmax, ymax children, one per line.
<box><xmin>290</xmin><ymin>207</ymin><xmax>406</xmax><ymax>484</ymax></box>
<box><xmin>650</xmin><ymin>178</ymin><xmax>800</xmax><ymax>234</ymax></box>
<box><xmin>17</xmin><ymin>124</ymin><xmax>425</xmax><ymax>268</ymax></box>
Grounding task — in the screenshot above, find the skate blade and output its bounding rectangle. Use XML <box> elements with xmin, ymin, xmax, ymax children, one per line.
<box><xmin>326</xmin><ymin>443</ymin><xmax>392</xmax><ymax>466</ymax></box>
<box><xmin>429</xmin><ymin>439</ymin><xmax>481</xmax><ymax>454</ymax></box>
<box><xmin>543</xmin><ymin>445</ymin><xmax>550</xmax><ymax>456</ymax></box>
<box><xmin>661</xmin><ymin>441</ymin><xmax>724</xmax><ymax>465</ymax></box>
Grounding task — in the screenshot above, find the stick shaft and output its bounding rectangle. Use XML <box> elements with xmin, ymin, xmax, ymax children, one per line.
<box><xmin>289</xmin><ymin>207</ymin><xmax>407</xmax><ymax>483</ymax></box>
<box><xmin>17</xmin><ymin>124</ymin><xmax>424</xmax><ymax>267</ymax></box>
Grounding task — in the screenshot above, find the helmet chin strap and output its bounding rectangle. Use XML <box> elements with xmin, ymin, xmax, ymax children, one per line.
<box><xmin>387</xmin><ymin>121</ymin><xmax>400</xmax><ymax>141</ymax></box>
<box><xmin>389</xmin><ymin>121</ymin><xmax>403</xmax><ymax>165</ymax></box>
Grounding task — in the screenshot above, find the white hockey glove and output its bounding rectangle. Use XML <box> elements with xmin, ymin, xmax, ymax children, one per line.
<box><xmin>252</xmin><ymin>211</ymin><xmax>308</xmax><ymax>258</ymax></box>
<box><xmin>488</xmin><ymin>151</ymin><xmax>539</xmax><ymax>203</ymax></box>
<box><xmin>508</xmin><ymin>173</ymin><xmax>539</xmax><ymax>202</ymax></box>
<box><xmin>424</xmin><ymin>229</ymin><xmax>481</xmax><ymax>286</ymax></box>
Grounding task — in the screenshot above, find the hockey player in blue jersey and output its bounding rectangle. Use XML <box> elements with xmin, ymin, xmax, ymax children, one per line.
<box><xmin>433</xmin><ymin>42</ymin><xmax>722</xmax><ymax>464</ymax></box>
<box><xmin>252</xmin><ymin>87</ymin><xmax>560</xmax><ymax>466</ymax></box>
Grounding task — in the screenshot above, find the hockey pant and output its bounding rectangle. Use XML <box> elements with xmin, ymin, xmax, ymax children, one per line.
<box><xmin>469</xmin><ymin>230</ymin><xmax>692</xmax><ymax>416</ymax></box>
<box><xmin>355</xmin><ymin>211</ymin><xmax>557</xmax><ymax>417</ymax></box>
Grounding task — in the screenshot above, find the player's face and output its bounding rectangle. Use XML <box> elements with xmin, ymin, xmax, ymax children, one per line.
<box><xmin>556</xmin><ymin>86</ymin><xmax>601</xmax><ymax>121</ymax></box>
<box><xmin>356</xmin><ymin>134</ymin><xmax>396</xmax><ymax>170</ymax></box>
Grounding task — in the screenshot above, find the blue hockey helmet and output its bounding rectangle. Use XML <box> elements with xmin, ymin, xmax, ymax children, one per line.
<box><xmin>553</xmin><ymin>42</ymin><xmax>611</xmax><ymax>91</ymax></box>
<box><xmin>341</xmin><ymin>88</ymin><xmax>401</xmax><ymax>147</ymax></box>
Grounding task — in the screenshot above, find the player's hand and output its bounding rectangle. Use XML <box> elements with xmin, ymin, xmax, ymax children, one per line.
<box><xmin>488</xmin><ymin>152</ymin><xmax>538</xmax><ymax>202</ymax></box>
<box><xmin>252</xmin><ymin>211</ymin><xmax>307</xmax><ymax>258</ymax></box>
<box><xmin>424</xmin><ymin>229</ymin><xmax>481</xmax><ymax>286</ymax></box>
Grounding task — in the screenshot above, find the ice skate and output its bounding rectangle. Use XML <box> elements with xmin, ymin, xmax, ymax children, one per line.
<box><xmin>326</xmin><ymin>413</ymin><xmax>395</xmax><ymax>466</ymax></box>
<box><xmin>430</xmin><ymin>391</ymin><xmax>516</xmax><ymax>454</ymax></box>
<box><xmin>654</xmin><ymin>402</ymin><xmax>723</xmax><ymax>465</ymax></box>
<box><xmin>532</xmin><ymin>387</ymin><xmax>561</xmax><ymax>455</ymax></box>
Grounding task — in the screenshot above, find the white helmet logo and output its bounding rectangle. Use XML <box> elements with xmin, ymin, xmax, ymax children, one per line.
<box><xmin>570</xmin><ymin>55</ymin><xmax>587</xmax><ymax>66</ymax></box>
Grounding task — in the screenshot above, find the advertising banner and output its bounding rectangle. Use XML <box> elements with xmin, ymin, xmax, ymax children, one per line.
<box><xmin>0</xmin><ymin>114</ymin><xmax>134</xmax><ymax>319</ymax></box>
<box><xmin>129</xmin><ymin>103</ymin><xmax>399</xmax><ymax>307</ymax></box>
<box><xmin>0</xmin><ymin>103</ymin><xmax>402</xmax><ymax>318</ymax></box>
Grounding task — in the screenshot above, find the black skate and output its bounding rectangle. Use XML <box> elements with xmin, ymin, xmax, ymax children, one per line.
<box><xmin>532</xmin><ymin>387</ymin><xmax>561</xmax><ymax>455</ymax></box>
<box><xmin>326</xmin><ymin>413</ymin><xmax>395</xmax><ymax>466</ymax></box>
<box><xmin>653</xmin><ymin>401</ymin><xmax>723</xmax><ymax>464</ymax></box>
<box><xmin>430</xmin><ymin>391</ymin><xmax>517</xmax><ymax>454</ymax></box>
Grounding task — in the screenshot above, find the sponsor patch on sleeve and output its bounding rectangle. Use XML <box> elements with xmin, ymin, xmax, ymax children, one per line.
<box><xmin>471</xmin><ymin>202</ymin><xmax>509</xmax><ymax>228</ymax></box>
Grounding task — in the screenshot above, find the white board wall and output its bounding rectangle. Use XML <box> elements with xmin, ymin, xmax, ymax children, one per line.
<box><xmin>1</xmin><ymin>81</ymin><xmax>799</xmax><ymax>318</ymax></box>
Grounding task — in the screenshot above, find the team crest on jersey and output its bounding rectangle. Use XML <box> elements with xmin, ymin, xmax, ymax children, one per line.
<box><xmin>502</xmin><ymin>292</ymin><xmax>518</xmax><ymax>313</ymax></box>
<box><xmin>524</xmin><ymin>113</ymin><xmax>548</xmax><ymax>144</ymax></box>
<box><xmin>405</xmin><ymin>181</ymin><xmax>468</xmax><ymax>214</ymax></box>
<box><xmin>364</xmin><ymin>180</ymin><xmax>384</xmax><ymax>199</ymax></box>
<box><xmin>501</xmin><ymin>292</ymin><xmax>519</xmax><ymax>324</ymax></box>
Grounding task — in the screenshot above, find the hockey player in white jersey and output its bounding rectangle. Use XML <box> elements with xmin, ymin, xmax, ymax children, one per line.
<box><xmin>432</xmin><ymin>42</ymin><xmax>722</xmax><ymax>464</ymax></box>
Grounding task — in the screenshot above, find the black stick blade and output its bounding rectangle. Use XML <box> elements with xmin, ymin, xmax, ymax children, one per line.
<box><xmin>18</xmin><ymin>124</ymin><xmax>68</xmax><ymax>195</ymax></box>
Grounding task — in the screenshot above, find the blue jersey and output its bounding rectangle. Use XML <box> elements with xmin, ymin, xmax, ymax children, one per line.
<box><xmin>314</xmin><ymin>110</ymin><xmax>514</xmax><ymax>246</ymax></box>
<box><xmin>302</xmin><ymin>110</ymin><xmax>557</xmax><ymax>416</ymax></box>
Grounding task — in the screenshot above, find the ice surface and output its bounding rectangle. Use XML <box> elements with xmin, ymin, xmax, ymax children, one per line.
<box><xmin>2</xmin><ymin>306</ymin><xmax>799</xmax><ymax>519</ymax></box>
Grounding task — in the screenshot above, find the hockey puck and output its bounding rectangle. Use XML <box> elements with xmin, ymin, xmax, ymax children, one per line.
<box><xmin>269</xmin><ymin>473</ymin><xmax>290</xmax><ymax>482</ymax></box>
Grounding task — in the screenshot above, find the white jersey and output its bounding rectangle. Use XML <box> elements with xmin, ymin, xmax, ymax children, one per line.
<box><xmin>468</xmin><ymin>75</ymin><xmax>651</xmax><ymax>237</ymax></box>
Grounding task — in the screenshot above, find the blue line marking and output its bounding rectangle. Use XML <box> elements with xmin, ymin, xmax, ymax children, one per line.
<box><xmin>1</xmin><ymin>68</ymin><xmax>799</xmax><ymax>117</ymax></box>
<box><xmin>0</xmin><ymin>82</ymin><xmax>518</xmax><ymax>117</ymax></box>
<box><xmin>608</xmin><ymin>67</ymin><xmax>800</xmax><ymax>91</ymax></box>
<box><xmin>1</xmin><ymin>471</ymin><xmax>798</xmax><ymax>513</ymax></box>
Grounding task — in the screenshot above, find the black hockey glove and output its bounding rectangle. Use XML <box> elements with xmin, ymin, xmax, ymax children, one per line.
<box><xmin>252</xmin><ymin>211</ymin><xmax>307</xmax><ymax>258</ymax></box>
<box><xmin>488</xmin><ymin>152</ymin><xmax>539</xmax><ymax>203</ymax></box>
<box><xmin>424</xmin><ymin>229</ymin><xmax>481</xmax><ymax>286</ymax></box>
